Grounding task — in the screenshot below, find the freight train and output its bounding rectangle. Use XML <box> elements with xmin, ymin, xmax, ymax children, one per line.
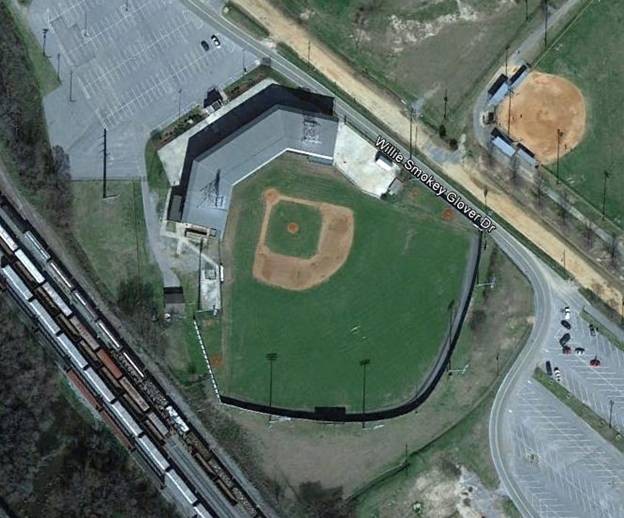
<box><xmin>0</xmin><ymin>196</ymin><xmax>268</xmax><ymax>518</ymax></box>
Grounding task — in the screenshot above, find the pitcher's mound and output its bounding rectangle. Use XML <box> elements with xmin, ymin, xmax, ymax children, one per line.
<box><xmin>497</xmin><ymin>72</ymin><xmax>586</xmax><ymax>164</ymax></box>
<box><xmin>287</xmin><ymin>222</ymin><xmax>299</xmax><ymax>234</ymax></box>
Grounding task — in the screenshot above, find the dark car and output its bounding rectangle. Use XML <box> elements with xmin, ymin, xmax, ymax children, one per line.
<box><xmin>211</xmin><ymin>34</ymin><xmax>221</xmax><ymax>48</ymax></box>
<box><xmin>545</xmin><ymin>360</ymin><xmax>553</xmax><ymax>376</ymax></box>
<box><xmin>200</xmin><ymin>40</ymin><xmax>210</xmax><ymax>51</ymax></box>
<box><xmin>590</xmin><ymin>356</ymin><xmax>601</xmax><ymax>367</ymax></box>
<box><xmin>589</xmin><ymin>323</ymin><xmax>596</xmax><ymax>336</ymax></box>
<box><xmin>559</xmin><ymin>333</ymin><xmax>571</xmax><ymax>346</ymax></box>
<box><xmin>562</xmin><ymin>345</ymin><xmax>572</xmax><ymax>354</ymax></box>
<box><xmin>561</xmin><ymin>320</ymin><xmax>571</xmax><ymax>330</ymax></box>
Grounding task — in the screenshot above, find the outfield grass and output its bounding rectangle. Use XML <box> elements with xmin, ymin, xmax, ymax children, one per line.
<box><xmin>266</xmin><ymin>200</ymin><xmax>322</xmax><ymax>258</ymax></box>
<box><xmin>538</xmin><ymin>1</ymin><xmax>624</xmax><ymax>227</ymax></box>
<box><xmin>215</xmin><ymin>153</ymin><xmax>472</xmax><ymax>411</ymax></box>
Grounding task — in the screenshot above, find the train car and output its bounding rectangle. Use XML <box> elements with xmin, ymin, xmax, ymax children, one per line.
<box><xmin>143</xmin><ymin>418</ymin><xmax>165</xmax><ymax>444</ymax></box>
<box><xmin>165</xmin><ymin>469</ymin><xmax>199</xmax><ymax>506</ymax></box>
<box><xmin>122</xmin><ymin>351</ymin><xmax>144</xmax><ymax>379</ymax></box>
<box><xmin>24</xmin><ymin>230</ymin><xmax>50</xmax><ymax>263</ymax></box>
<box><xmin>14</xmin><ymin>249</ymin><xmax>45</xmax><ymax>286</ymax></box>
<box><xmin>147</xmin><ymin>411</ymin><xmax>170</xmax><ymax>438</ymax></box>
<box><xmin>215</xmin><ymin>478</ymin><xmax>238</xmax><ymax>506</ymax></box>
<box><xmin>77</xmin><ymin>339</ymin><xmax>101</xmax><ymax>364</ymax></box>
<box><xmin>34</xmin><ymin>284</ymin><xmax>61</xmax><ymax>317</ymax></box>
<box><xmin>99</xmin><ymin>364</ymin><xmax>123</xmax><ymax>390</ymax></box>
<box><xmin>1</xmin><ymin>264</ymin><xmax>33</xmax><ymax>303</ymax></box>
<box><xmin>96</xmin><ymin>320</ymin><xmax>123</xmax><ymax>351</ymax></box>
<box><xmin>136</xmin><ymin>435</ymin><xmax>170</xmax><ymax>473</ymax></box>
<box><xmin>193</xmin><ymin>503</ymin><xmax>215</xmax><ymax>518</ymax></box>
<box><xmin>109</xmin><ymin>400</ymin><xmax>143</xmax><ymax>438</ymax></box>
<box><xmin>49</xmin><ymin>260</ymin><xmax>74</xmax><ymax>290</ymax></box>
<box><xmin>0</xmin><ymin>221</ymin><xmax>18</xmax><ymax>255</ymax></box>
<box><xmin>83</xmin><ymin>366</ymin><xmax>116</xmax><ymax>404</ymax></box>
<box><xmin>73</xmin><ymin>289</ymin><xmax>98</xmax><ymax>320</ymax></box>
<box><xmin>56</xmin><ymin>312</ymin><xmax>82</xmax><ymax>343</ymax></box>
<box><xmin>97</xmin><ymin>349</ymin><xmax>123</xmax><ymax>380</ymax></box>
<box><xmin>99</xmin><ymin>408</ymin><xmax>134</xmax><ymax>450</ymax></box>
<box><xmin>120</xmin><ymin>377</ymin><xmax>149</xmax><ymax>412</ymax></box>
<box><xmin>193</xmin><ymin>451</ymin><xmax>217</xmax><ymax>478</ymax></box>
<box><xmin>29</xmin><ymin>299</ymin><xmax>61</xmax><ymax>336</ymax></box>
<box><xmin>41</xmin><ymin>282</ymin><xmax>72</xmax><ymax>317</ymax></box>
<box><xmin>70</xmin><ymin>315</ymin><xmax>100</xmax><ymax>351</ymax></box>
<box><xmin>55</xmin><ymin>333</ymin><xmax>88</xmax><ymax>370</ymax></box>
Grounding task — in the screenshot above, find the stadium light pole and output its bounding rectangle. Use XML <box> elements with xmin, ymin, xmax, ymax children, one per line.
<box><xmin>178</xmin><ymin>88</ymin><xmax>183</xmax><ymax>119</ymax></box>
<box><xmin>266</xmin><ymin>353</ymin><xmax>278</xmax><ymax>424</ymax></box>
<box><xmin>602</xmin><ymin>170</ymin><xmax>610</xmax><ymax>219</ymax></box>
<box><xmin>506</xmin><ymin>92</ymin><xmax>512</xmax><ymax>136</ymax></box>
<box><xmin>525</xmin><ymin>0</ymin><xmax>529</xmax><ymax>21</ymax></box>
<box><xmin>543</xmin><ymin>0</ymin><xmax>549</xmax><ymax>48</ymax></box>
<box><xmin>443</xmin><ymin>88</ymin><xmax>448</xmax><ymax>121</ymax></box>
<box><xmin>56</xmin><ymin>53</ymin><xmax>61</xmax><ymax>79</ymax></box>
<box><xmin>69</xmin><ymin>69</ymin><xmax>74</xmax><ymax>102</ymax></box>
<box><xmin>197</xmin><ymin>238</ymin><xmax>203</xmax><ymax>311</ymax></box>
<box><xmin>504</xmin><ymin>44</ymin><xmax>509</xmax><ymax>77</ymax></box>
<box><xmin>360</xmin><ymin>358</ymin><xmax>370</xmax><ymax>428</ymax></box>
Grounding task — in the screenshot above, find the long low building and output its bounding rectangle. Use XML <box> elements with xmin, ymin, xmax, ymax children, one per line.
<box><xmin>167</xmin><ymin>85</ymin><xmax>339</xmax><ymax>236</ymax></box>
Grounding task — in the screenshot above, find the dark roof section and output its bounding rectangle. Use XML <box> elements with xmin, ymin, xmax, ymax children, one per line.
<box><xmin>168</xmin><ymin>84</ymin><xmax>336</xmax><ymax>222</ymax></box>
<box><xmin>163</xmin><ymin>286</ymin><xmax>185</xmax><ymax>304</ymax></box>
<box><xmin>509</xmin><ymin>64</ymin><xmax>528</xmax><ymax>85</ymax></box>
<box><xmin>488</xmin><ymin>73</ymin><xmax>508</xmax><ymax>96</ymax></box>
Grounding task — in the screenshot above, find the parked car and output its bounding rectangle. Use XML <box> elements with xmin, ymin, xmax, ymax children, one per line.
<box><xmin>200</xmin><ymin>40</ymin><xmax>210</xmax><ymax>51</ymax></box>
<box><xmin>561</xmin><ymin>320</ymin><xmax>571</xmax><ymax>329</ymax></box>
<box><xmin>545</xmin><ymin>360</ymin><xmax>552</xmax><ymax>376</ymax></box>
<box><xmin>559</xmin><ymin>333</ymin><xmax>571</xmax><ymax>346</ymax></box>
<box><xmin>211</xmin><ymin>34</ymin><xmax>221</xmax><ymax>47</ymax></box>
<box><xmin>553</xmin><ymin>366</ymin><xmax>561</xmax><ymax>382</ymax></box>
<box><xmin>562</xmin><ymin>345</ymin><xmax>572</xmax><ymax>354</ymax></box>
<box><xmin>590</xmin><ymin>356</ymin><xmax>601</xmax><ymax>367</ymax></box>
<box><xmin>563</xmin><ymin>306</ymin><xmax>571</xmax><ymax>320</ymax></box>
<box><xmin>574</xmin><ymin>347</ymin><xmax>585</xmax><ymax>355</ymax></box>
<box><xmin>589</xmin><ymin>323</ymin><xmax>596</xmax><ymax>336</ymax></box>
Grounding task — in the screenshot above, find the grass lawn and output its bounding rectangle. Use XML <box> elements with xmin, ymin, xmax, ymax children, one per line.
<box><xmin>216</xmin><ymin>153</ymin><xmax>473</xmax><ymax>411</ymax></box>
<box><xmin>70</xmin><ymin>180</ymin><xmax>161</xmax><ymax>303</ymax></box>
<box><xmin>269</xmin><ymin>0</ymin><xmax>557</xmax><ymax>135</ymax></box>
<box><xmin>538</xmin><ymin>1</ymin><xmax>624</xmax><ymax>227</ymax></box>
<box><xmin>266</xmin><ymin>200</ymin><xmax>322</xmax><ymax>258</ymax></box>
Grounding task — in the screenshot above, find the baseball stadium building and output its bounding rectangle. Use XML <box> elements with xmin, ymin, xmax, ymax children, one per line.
<box><xmin>167</xmin><ymin>84</ymin><xmax>339</xmax><ymax>236</ymax></box>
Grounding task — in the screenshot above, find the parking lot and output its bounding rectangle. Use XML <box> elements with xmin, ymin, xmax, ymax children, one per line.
<box><xmin>26</xmin><ymin>0</ymin><xmax>258</xmax><ymax>179</ymax></box>
<box><xmin>503</xmin><ymin>290</ymin><xmax>624</xmax><ymax>517</ymax></box>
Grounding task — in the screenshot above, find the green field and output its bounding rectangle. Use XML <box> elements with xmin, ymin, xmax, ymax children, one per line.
<box><xmin>266</xmin><ymin>200</ymin><xmax>322</xmax><ymax>258</ymax></box>
<box><xmin>538</xmin><ymin>1</ymin><xmax>624</xmax><ymax>227</ymax></box>
<box><xmin>215</xmin><ymin>154</ymin><xmax>473</xmax><ymax>411</ymax></box>
<box><xmin>269</xmin><ymin>0</ymin><xmax>555</xmax><ymax>135</ymax></box>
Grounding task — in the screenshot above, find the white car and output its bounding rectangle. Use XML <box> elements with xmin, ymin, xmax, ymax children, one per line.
<box><xmin>563</xmin><ymin>306</ymin><xmax>571</xmax><ymax>320</ymax></box>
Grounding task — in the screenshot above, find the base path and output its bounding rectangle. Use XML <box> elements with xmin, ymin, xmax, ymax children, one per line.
<box><xmin>498</xmin><ymin>72</ymin><xmax>586</xmax><ymax>163</ymax></box>
<box><xmin>252</xmin><ymin>189</ymin><xmax>354</xmax><ymax>291</ymax></box>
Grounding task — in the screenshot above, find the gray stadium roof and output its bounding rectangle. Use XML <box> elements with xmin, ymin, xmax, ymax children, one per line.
<box><xmin>168</xmin><ymin>85</ymin><xmax>339</xmax><ymax>235</ymax></box>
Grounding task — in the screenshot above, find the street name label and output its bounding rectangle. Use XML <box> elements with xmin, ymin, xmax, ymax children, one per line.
<box><xmin>376</xmin><ymin>136</ymin><xmax>496</xmax><ymax>233</ymax></box>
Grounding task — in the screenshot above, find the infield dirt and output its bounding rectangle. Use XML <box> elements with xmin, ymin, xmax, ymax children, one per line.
<box><xmin>497</xmin><ymin>72</ymin><xmax>586</xmax><ymax>163</ymax></box>
<box><xmin>253</xmin><ymin>189</ymin><xmax>354</xmax><ymax>291</ymax></box>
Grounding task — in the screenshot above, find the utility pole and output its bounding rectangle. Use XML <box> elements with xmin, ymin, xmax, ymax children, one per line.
<box><xmin>69</xmin><ymin>69</ymin><xmax>74</xmax><ymax>102</ymax></box>
<box><xmin>266</xmin><ymin>353</ymin><xmax>278</xmax><ymax>423</ymax></box>
<box><xmin>443</xmin><ymin>88</ymin><xmax>448</xmax><ymax>120</ymax></box>
<box><xmin>102</xmin><ymin>127</ymin><xmax>108</xmax><ymax>199</ymax></box>
<box><xmin>178</xmin><ymin>88</ymin><xmax>182</xmax><ymax>119</ymax></box>
<box><xmin>360</xmin><ymin>358</ymin><xmax>370</xmax><ymax>428</ymax></box>
<box><xmin>609</xmin><ymin>399</ymin><xmax>614</xmax><ymax>428</ymax></box>
<box><xmin>602</xmin><ymin>170</ymin><xmax>610</xmax><ymax>219</ymax></box>
<box><xmin>525</xmin><ymin>0</ymin><xmax>529</xmax><ymax>22</ymax></box>
<box><xmin>42</xmin><ymin>28</ymin><xmax>49</xmax><ymax>57</ymax></box>
<box><xmin>507</xmin><ymin>92</ymin><xmax>512</xmax><ymax>136</ymax></box>
<box><xmin>556</xmin><ymin>128</ymin><xmax>563</xmax><ymax>184</ymax></box>
<box><xmin>56</xmin><ymin>53</ymin><xmax>61</xmax><ymax>79</ymax></box>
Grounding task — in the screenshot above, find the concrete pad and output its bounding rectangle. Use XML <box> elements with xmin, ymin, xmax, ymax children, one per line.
<box><xmin>333</xmin><ymin>123</ymin><xmax>396</xmax><ymax>197</ymax></box>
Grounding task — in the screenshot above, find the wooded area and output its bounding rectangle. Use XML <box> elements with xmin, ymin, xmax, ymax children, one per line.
<box><xmin>0</xmin><ymin>295</ymin><xmax>177</xmax><ymax>517</ymax></box>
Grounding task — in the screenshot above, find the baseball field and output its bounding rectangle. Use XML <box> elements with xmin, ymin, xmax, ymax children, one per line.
<box><xmin>213</xmin><ymin>153</ymin><xmax>473</xmax><ymax>412</ymax></box>
<box><xmin>536</xmin><ymin>1</ymin><xmax>624</xmax><ymax>227</ymax></box>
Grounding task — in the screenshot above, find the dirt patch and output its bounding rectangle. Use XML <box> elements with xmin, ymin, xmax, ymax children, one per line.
<box><xmin>209</xmin><ymin>354</ymin><xmax>223</xmax><ymax>368</ymax></box>
<box><xmin>287</xmin><ymin>222</ymin><xmax>299</xmax><ymax>234</ymax></box>
<box><xmin>442</xmin><ymin>208</ymin><xmax>455</xmax><ymax>221</ymax></box>
<box><xmin>252</xmin><ymin>189</ymin><xmax>354</xmax><ymax>291</ymax></box>
<box><xmin>497</xmin><ymin>72</ymin><xmax>586</xmax><ymax>164</ymax></box>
